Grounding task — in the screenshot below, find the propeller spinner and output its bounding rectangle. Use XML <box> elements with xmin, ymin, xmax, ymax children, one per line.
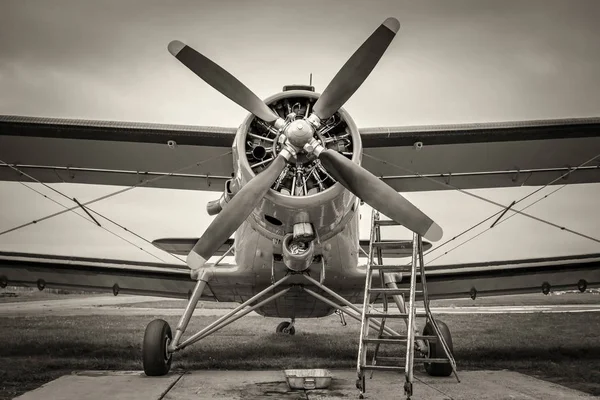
<box><xmin>168</xmin><ymin>17</ymin><xmax>443</xmax><ymax>272</ymax></box>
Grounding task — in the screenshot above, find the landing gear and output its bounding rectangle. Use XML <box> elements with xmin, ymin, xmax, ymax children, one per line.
<box><xmin>142</xmin><ymin>272</ymin><xmax>294</xmax><ymax>377</ymax></box>
<box><xmin>422</xmin><ymin>320</ymin><xmax>453</xmax><ymax>377</ymax></box>
<box><xmin>276</xmin><ymin>320</ymin><xmax>295</xmax><ymax>335</ymax></box>
<box><xmin>142</xmin><ymin>319</ymin><xmax>173</xmax><ymax>376</ymax></box>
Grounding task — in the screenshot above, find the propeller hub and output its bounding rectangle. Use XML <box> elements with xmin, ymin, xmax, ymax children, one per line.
<box><xmin>285</xmin><ymin>119</ymin><xmax>315</xmax><ymax>148</ymax></box>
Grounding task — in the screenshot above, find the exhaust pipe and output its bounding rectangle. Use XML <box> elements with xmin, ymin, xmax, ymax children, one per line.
<box><xmin>206</xmin><ymin>179</ymin><xmax>236</xmax><ymax>216</ymax></box>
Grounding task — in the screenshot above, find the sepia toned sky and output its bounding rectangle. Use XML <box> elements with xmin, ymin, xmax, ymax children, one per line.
<box><xmin>0</xmin><ymin>0</ymin><xmax>599</xmax><ymax>265</ymax></box>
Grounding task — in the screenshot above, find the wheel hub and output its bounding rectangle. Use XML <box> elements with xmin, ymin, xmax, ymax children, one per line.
<box><xmin>164</xmin><ymin>337</ymin><xmax>172</xmax><ymax>361</ymax></box>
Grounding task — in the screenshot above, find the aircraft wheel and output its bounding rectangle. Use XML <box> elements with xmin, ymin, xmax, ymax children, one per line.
<box><xmin>143</xmin><ymin>319</ymin><xmax>173</xmax><ymax>376</ymax></box>
<box><xmin>422</xmin><ymin>320</ymin><xmax>453</xmax><ymax>377</ymax></box>
<box><xmin>276</xmin><ymin>321</ymin><xmax>295</xmax><ymax>335</ymax></box>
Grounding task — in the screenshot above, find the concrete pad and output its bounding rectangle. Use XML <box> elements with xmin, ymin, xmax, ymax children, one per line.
<box><xmin>14</xmin><ymin>371</ymin><xmax>183</xmax><ymax>400</ymax></box>
<box><xmin>163</xmin><ymin>370</ymin><xmax>307</xmax><ymax>400</ymax></box>
<box><xmin>14</xmin><ymin>370</ymin><xmax>599</xmax><ymax>400</ymax></box>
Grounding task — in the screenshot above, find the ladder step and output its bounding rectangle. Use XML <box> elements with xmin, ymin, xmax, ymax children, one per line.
<box><xmin>367</xmin><ymin>357</ymin><xmax>449</xmax><ymax>365</ymax></box>
<box><xmin>414</xmin><ymin>358</ymin><xmax>451</xmax><ymax>363</ymax></box>
<box><xmin>365</xmin><ymin>312</ymin><xmax>427</xmax><ymax>319</ymax></box>
<box><xmin>372</xmin><ymin>240</ymin><xmax>413</xmax><ymax>249</ymax></box>
<box><xmin>366</xmin><ymin>312</ymin><xmax>407</xmax><ymax>319</ymax></box>
<box><xmin>362</xmin><ymin>335</ymin><xmax>438</xmax><ymax>344</ymax></box>
<box><xmin>374</xmin><ymin>356</ymin><xmax>405</xmax><ymax>362</ymax></box>
<box><xmin>370</xmin><ymin>264</ymin><xmax>412</xmax><ymax>273</ymax></box>
<box><xmin>371</xmin><ymin>334</ymin><xmax>438</xmax><ymax>341</ymax></box>
<box><xmin>369</xmin><ymin>288</ymin><xmax>422</xmax><ymax>295</ymax></box>
<box><xmin>362</xmin><ymin>365</ymin><xmax>405</xmax><ymax>372</ymax></box>
<box><xmin>363</xmin><ymin>338</ymin><xmax>408</xmax><ymax>344</ymax></box>
<box><xmin>374</xmin><ymin>220</ymin><xmax>402</xmax><ymax>226</ymax></box>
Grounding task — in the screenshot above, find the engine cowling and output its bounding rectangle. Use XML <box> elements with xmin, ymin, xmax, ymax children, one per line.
<box><xmin>232</xmin><ymin>89</ymin><xmax>363</xmax><ymax>243</ymax></box>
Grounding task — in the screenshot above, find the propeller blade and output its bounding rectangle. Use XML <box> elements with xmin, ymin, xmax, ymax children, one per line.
<box><xmin>312</xmin><ymin>17</ymin><xmax>400</xmax><ymax>121</ymax></box>
<box><xmin>318</xmin><ymin>149</ymin><xmax>442</xmax><ymax>241</ymax></box>
<box><xmin>168</xmin><ymin>40</ymin><xmax>280</xmax><ymax>124</ymax></box>
<box><xmin>187</xmin><ymin>154</ymin><xmax>288</xmax><ymax>270</ymax></box>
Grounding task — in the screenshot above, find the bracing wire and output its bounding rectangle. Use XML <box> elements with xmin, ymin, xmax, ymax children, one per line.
<box><xmin>365</xmin><ymin>154</ymin><xmax>600</xmax><ymax>264</ymax></box>
<box><xmin>413</xmin><ymin>375</ymin><xmax>455</xmax><ymax>400</ymax></box>
<box><xmin>0</xmin><ymin>150</ymin><xmax>232</xmax><ymax>237</ymax></box>
<box><xmin>16</xmin><ymin>181</ymin><xmax>171</xmax><ymax>264</ymax></box>
<box><xmin>426</xmin><ymin>183</ymin><xmax>571</xmax><ymax>265</ymax></box>
<box><xmin>1</xmin><ymin>160</ymin><xmax>187</xmax><ymax>264</ymax></box>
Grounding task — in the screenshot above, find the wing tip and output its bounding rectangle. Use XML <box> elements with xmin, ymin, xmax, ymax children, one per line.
<box><xmin>383</xmin><ymin>17</ymin><xmax>400</xmax><ymax>34</ymax></box>
<box><xmin>168</xmin><ymin>40</ymin><xmax>186</xmax><ymax>56</ymax></box>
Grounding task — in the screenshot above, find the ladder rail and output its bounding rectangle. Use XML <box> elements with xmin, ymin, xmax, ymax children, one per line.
<box><xmin>356</xmin><ymin>208</ymin><xmax>378</xmax><ymax>390</ymax></box>
<box><xmin>370</xmin><ymin>212</ymin><xmax>388</xmax><ymax>376</ymax></box>
<box><xmin>403</xmin><ymin>233</ymin><xmax>419</xmax><ymax>397</ymax></box>
<box><xmin>358</xmin><ymin>212</ymin><xmax>459</xmax><ymax>399</ymax></box>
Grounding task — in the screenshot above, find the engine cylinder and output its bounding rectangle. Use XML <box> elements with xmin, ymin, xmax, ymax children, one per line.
<box><xmin>233</xmin><ymin>90</ymin><xmax>363</xmax><ymax>241</ymax></box>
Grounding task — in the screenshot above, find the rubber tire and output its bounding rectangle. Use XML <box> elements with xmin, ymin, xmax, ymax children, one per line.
<box><xmin>143</xmin><ymin>319</ymin><xmax>173</xmax><ymax>376</ymax></box>
<box><xmin>422</xmin><ymin>320</ymin><xmax>453</xmax><ymax>377</ymax></box>
<box><xmin>276</xmin><ymin>321</ymin><xmax>296</xmax><ymax>335</ymax></box>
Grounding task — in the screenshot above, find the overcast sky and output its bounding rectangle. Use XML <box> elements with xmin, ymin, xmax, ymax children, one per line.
<box><xmin>0</xmin><ymin>0</ymin><xmax>599</xmax><ymax>265</ymax></box>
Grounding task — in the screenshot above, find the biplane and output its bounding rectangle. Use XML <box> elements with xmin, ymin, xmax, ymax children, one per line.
<box><xmin>0</xmin><ymin>17</ymin><xmax>599</xmax><ymax>386</ymax></box>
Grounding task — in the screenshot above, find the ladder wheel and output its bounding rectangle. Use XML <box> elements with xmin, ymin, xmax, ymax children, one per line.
<box><xmin>423</xmin><ymin>320</ymin><xmax>453</xmax><ymax>377</ymax></box>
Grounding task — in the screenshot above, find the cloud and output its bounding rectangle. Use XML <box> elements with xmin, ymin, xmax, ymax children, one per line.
<box><xmin>0</xmin><ymin>0</ymin><xmax>599</xmax><ymax>263</ymax></box>
<box><xmin>2</xmin><ymin>0</ymin><xmax>600</xmax><ymax>126</ymax></box>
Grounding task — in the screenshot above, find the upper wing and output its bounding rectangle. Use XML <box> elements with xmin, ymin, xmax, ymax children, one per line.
<box><xmin>3</xmin><ymin>115</ymin><xmax>599</xmax><ymax>192</ymax></box>
<box><xmin>360</xmin><ymin>118</ymin><xmax>600</xmax><ymax>191</ymax></box>
<box><xmin>0</xmin><ymin>115</ymin><xmax>236</xmax><ymax>191</ymax></box>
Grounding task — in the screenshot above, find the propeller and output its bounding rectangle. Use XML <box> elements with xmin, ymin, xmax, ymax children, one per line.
<box><xmin>168</xmin><ymin>40</ymin><xmax>282</xmax><ymax>125</ymax></box>
<box><xmin>315</xmin><ymin>147</ymin><xmax>443</xmax><ymax>241</ymax></box>
<box><xmin>167</xmin><ymin>16</ymin><xmax>442</xmax><ymax>273</ymax></box>
<box><xmin>305</xmin><ymin>16</ymin><xmax>441</xmax><ymax>240</ymax></box>
<box><xmin>311</xmin><ymin>17</ymin><xmax>400</xmax><ymax>122</ymax></box>
<box><xmin>186</xmin><ymin>153</ymin><xmax>289</xmax><ymax>270</ymax></box>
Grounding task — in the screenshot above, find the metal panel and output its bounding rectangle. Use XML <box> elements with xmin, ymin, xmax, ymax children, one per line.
<box><xmin>0</xmin><ymin>115</ymin><xmax>237</xmax><ymax>145</ymax></box>
<box><xmin>0</xmin><ymin>115</ymin><xmax>236</xmax><ymax>191</ymax></box>
<box><xmin>2</xmin><ymin>115</ymin><xmax>599</xmax><ymax>191</ymax></box>
<box><xmin>0</xmin><ymin>136</ymin><xmax>233</xmax><ymax>191</ymax></box>
<box><xmin>360</xmin><ymin>117</ymin><xmax>600</xmax><ymax>146</ymax></box>
<box><xmin>362</xmin><ymin>137</ymin><xmax>600</xmax><ymax>191</ymax></box>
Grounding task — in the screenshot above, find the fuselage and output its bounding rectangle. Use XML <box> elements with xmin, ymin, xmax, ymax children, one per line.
<box><xmin>226</xmin><ymin>88</ymin><xmax>365</xmax><ymax>318</ymax></box>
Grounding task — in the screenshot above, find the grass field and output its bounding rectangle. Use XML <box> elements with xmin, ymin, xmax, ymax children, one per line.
<box><xmin>1</xmin><ymin>309</ymin><xmax>599</xmax><ymax>399</ymax></box>
<box><xmin>118</xmin><ymin>290</ymin><xmax>600</xmax><ymax>309</ymax></box>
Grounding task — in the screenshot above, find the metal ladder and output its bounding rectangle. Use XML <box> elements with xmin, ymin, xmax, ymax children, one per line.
<box><xmin>356</xmin><ymin>210</ymin><xmax>459</xmax><ymax>399</ymax></box>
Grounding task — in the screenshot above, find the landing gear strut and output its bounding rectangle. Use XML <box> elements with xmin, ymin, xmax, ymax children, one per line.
<box><xmin>140</xmin><ymin>270</ymin><xmax>412</xmax><ymax>377</ymax></box>
<box><xmin>142</xmin><ymin>271</ymin><xmax>292</xmax><ymax>376</ymax></box>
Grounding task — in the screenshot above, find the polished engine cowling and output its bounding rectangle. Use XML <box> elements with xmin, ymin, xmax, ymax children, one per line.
<box><xmin>234</xmin><ymin>89</ymin><xmax>363</xmax><ymax>243</ymax></box>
